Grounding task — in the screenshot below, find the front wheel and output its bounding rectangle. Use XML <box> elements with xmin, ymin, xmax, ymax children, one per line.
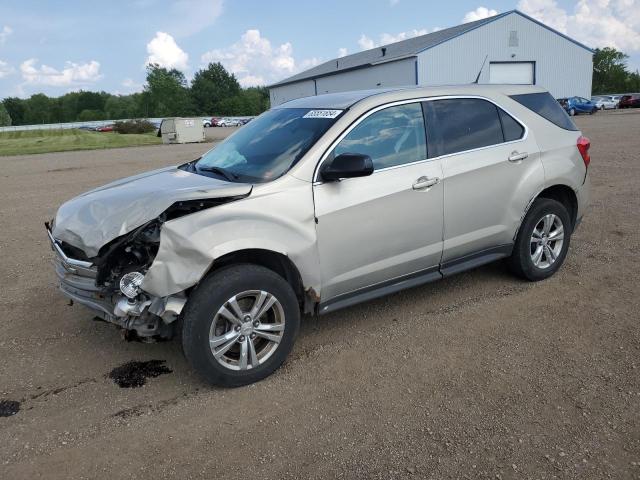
<box><xmin>509</xmin><ymin>198</ymin><xmax>572</xmax><ymax>281</ymax></box>
<box><xmin>181</xmin><ymin>264</ymin><xmax>300</xmax><ymax>387</ymax></box>
<box><xmin>569</xmin><ymin>108</ymin><xmax>576</xmax><ymax>116</ymax></box>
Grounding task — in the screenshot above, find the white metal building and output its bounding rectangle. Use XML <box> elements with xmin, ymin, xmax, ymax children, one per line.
<box><xmin>269</xmin><ymin>10</ymin><xmax>593</xmax><ymax>106</ymax></box>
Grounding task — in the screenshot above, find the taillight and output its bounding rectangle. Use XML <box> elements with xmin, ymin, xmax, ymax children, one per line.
<box><xmin>577</xmin><ymin>135</ymin><xmax>590</xmax><ymax>169</ymax></box>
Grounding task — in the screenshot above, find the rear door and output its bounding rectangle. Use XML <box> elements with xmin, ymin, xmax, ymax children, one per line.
<box><xmin>423</xmin><ymin>97</ymin><xmax>543</xmax><ymax>264</ymax></box>
<box><xmin>313</xmin><ymin>102</ymin><xmax>444</xmax><ymax>303</ymax></box>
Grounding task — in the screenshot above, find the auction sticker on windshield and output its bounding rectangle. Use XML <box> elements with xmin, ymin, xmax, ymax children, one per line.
<box><xmin>303</xmin><ymin>110</ymin><xmax>343</xmax><ymax>119</ymax></box>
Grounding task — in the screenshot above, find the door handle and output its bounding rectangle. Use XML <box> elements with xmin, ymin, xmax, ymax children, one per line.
<box><xmin>412</xmin><ymin>176</ymin><xmax>440</xmax><ymax>190</ymax></box>
<box><xmin>508</xmin><ymin>151</ymin><xmax>529</xmax><ymax>162</ymax></box>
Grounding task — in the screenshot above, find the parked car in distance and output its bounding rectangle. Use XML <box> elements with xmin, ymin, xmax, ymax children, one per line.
<box><xmin>210</xmin><ymin>117</ymin><xmax>222</xmax><ymax>127</ymax></box>
<box><xmin>559</xmin><ymin>96</ymin><xmax>598</xmax><ymax>116</ymax></box>
<box><xmin>95</xmin><ymin>124</ymin><xmax>114</xmax><ymax>132</ymax></box>
<box><xmin>202</xmin><ymin>118</ymin><xmax>212</xmax><ymax>128</ymax></box>
<box><xmin>591</xmin><ymin>96</ymin><xmax>618</xmax><ymax>110</ymax></box>
<box><xmin>218</xmin><ymin>118</ymin><xmax>242</xmax><ymax>127</ymax></box>
<box><xmin>619</xmin><ymin>94</ymin><xmax>640</xmax><ymax>108</ymax></box>
<box><xmin>47</xmin><ymin>84</ymin><xmax>590</xmax><ymax>387</ymax></box>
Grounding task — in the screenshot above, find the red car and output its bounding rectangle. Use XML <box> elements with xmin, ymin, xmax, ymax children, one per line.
<box><xmin>619</xmin><ymin>94</ymin><xmax>640</xmax><ymax>108</ymax></box>
<box><xmin>210</xmin><ymin>117</ymin><xmax>222</xmax><ymax>127</ymax></box>
<box><xmin>96</xmin><ymin>124</ymin><xmax>114</xmax><ymax>132</ymax></box>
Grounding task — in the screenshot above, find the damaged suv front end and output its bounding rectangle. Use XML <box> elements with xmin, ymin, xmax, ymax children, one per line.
<box><xmin>46</xmin><ymin>166</ymin><xmax>252</xmax><ymax>340</ymax></box>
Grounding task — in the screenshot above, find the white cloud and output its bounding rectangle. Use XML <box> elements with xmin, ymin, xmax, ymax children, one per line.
<box><xmin>0</xmin><ymin>60</ymin><xmax>14</xmax><ymax>78</ymax></box>
<box><xmin>146</xmin><ymin>31</ymin><xmax>189</xmax><ymax>70</ymax></box>
<box><xmin>0</xmin><ymin>25</ymin><xmax>12</xmax><ymax>44</ymax></box>
<box><xmin>338</xmin><ymin>47</ymin><xmax>349</xmax><ymax>58</ymax></box>
<box><xmin>20</xmin><ymin>59</ymin><xmax>102</xmax><ymax>86</ymax></box>
<box><xmin>358</xmin><ymin>28</ymin><xmax>434</xmax><ymax>50</ymax></box>
<box><xmin>201</xmin><ymin>29</ymin><xmax>319</xmax><ymax>87</ymax></box>
<box><xmin>121</xmin><ymin>78</ymin><xmax>143</xmax><ymax>92</ymax></box>
<box><xmin>518</xmin><ymin>0</ymin><xmax>640</xmax><ymax>53</ymax></box>
<box><xmin>381</xmin><ymin>29</ymin><xmax>429</xmax><ymax>44</ymax></box>
<box><xmin>358</xmin><ymin>34</ymin><xmax>376</xmax><ymax>50</ymax></box>
<box><xmin>168</xmin><ymin>0</ymin><xmax>224</xmax><ymax>36</ymax></box>
<box><xmin>463</xmin><ymin>7</ymin><xmax>499</xmax><ymax>23</ymax></box>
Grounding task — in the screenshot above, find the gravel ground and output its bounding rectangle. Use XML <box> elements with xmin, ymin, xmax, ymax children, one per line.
<box><xmin>0</xmin><ymin>111</ymin><xmax>638</xmax><ymax>479</ymax></box>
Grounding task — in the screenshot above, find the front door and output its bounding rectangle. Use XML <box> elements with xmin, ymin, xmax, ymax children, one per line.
<box><xmin>313</xmin><ymin>102</ymin><xmax>444</xmax><ymax>303</ymax></box>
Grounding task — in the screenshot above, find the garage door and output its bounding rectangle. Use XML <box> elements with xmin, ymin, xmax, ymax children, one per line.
<box><xmin>489</xmin><ymin>62</ymin><xmax>534</xmax><ymax>84</ymax></box>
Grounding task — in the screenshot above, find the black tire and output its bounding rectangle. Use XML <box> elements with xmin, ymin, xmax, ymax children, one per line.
<box><xmin>508</xmin><ymin>198</ymin><xmax>572</xmax><ymax>281</ymax></box>
<box><xmin>182</xmin><ymin>264</ymin><xmax>300</xmax><ymax>387</ymax></box>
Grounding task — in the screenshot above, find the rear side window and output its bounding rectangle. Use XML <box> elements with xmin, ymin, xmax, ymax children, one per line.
<box><xmin>510</xmin><ymin>92</ymin><xmax>578</xmax><ymax>131</ymax></box>
<box><xmin>424</xmin><ymin>98</ymin><xmax>504</xmax><ymax>157</ymax></box>
<box><xmin>499</xmin><ymin>109</ymin><xmax>525</xmax><ymax>142</ymax></box>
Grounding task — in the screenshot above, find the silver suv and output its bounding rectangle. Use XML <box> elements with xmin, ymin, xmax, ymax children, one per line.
<box><xmin>47</xmin><ymin>85</ymin><xmax>590</xmax><ymax>386</ymax></box>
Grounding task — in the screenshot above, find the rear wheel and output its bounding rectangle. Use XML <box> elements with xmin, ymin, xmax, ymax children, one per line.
<box><xmin>181</xmin><ymin>264</ymin><xmax>300</xmax><ymax>387</ymax></box>
<box><xmin>509</xmin><ymin>198</ymin><xmax>572</xmax><ymax>281</ymax></box>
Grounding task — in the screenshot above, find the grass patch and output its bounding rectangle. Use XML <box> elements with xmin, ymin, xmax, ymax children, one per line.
<box><xmin>0</xmin><ymin>128</ymin><xmax>161</xmax><ymax>156</ymax></box>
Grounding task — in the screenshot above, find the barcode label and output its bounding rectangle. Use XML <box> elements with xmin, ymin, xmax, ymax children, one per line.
<box><xmin>303</xmin><ymin>110</ymin><xmax>343</xmax><ymax>119</ymax></box>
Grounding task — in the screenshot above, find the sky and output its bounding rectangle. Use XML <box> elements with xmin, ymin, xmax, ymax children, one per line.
<box><xmin>0</xmin><ymin>0</ymin><xmax>639</xmax><ymax>98</ymax></box>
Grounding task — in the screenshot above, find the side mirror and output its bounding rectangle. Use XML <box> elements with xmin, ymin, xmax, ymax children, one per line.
<box><xmin>320</xmin><ymin>153</ymin><xmax>374</xmax><ymax>181</ymax></box>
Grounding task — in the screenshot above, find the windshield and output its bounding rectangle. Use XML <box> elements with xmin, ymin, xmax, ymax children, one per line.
<box><xmin>192</xmin><ymin>108</ymin><xmax>342</xmax><ymax>183</ymax></box>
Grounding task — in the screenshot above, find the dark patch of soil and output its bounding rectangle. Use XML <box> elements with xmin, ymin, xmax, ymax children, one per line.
<box><xmin>108</xmin><ymin>360</ymin><xmax>172</xmax><ymax>388</ymax></box>
<box><xmin>0</xmin><ymin>399</ymin><xmax>20</xmax><ymax>417</ymax></box>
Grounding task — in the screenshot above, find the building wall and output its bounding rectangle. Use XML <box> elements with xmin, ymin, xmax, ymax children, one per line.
<box><xmin>314</xmin><ymin>58</ymin><xmax>416</xmax><ymax>95</ymax></box>
<box><xmin>416</xmin><ymin>12</ymin><xmax>592</xmax><ymax>98</ymax></box>
<box><xmin>269</xmin><ymin>80</ymin><xmax>316</xmax><ymax>107</ymax></box>
<box><xmin>269</xmin><ymin>58</ymin><xmax>416</xmax><ymax>106</ymax></box>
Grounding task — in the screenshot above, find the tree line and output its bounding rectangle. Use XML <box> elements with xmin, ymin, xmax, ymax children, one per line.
<box><xmin>0</xmin><ymin>62</ymin><xmax>270</xmax><ymax>127</ymax></box>
<box><xmin>591</xmin><ymin>47</ymin><xmax>640</xmax><ymax>94</ymax></box>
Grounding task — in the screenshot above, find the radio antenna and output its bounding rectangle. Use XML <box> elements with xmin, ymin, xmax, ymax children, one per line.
<box><xmin>473</xmin><ymin>55</ymin><xmax>488</xmax><ymax>83</ymax></box>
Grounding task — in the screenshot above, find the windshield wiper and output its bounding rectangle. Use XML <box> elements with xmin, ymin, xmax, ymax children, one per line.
<box><xmin>196</xmin><ymin>165</ymin><xmax>238</xmax><ymax>182</ymax></box>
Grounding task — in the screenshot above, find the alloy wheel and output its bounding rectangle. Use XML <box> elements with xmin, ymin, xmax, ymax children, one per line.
<box><xmin>209</xmin><ymin>290</ymin><xmax>285</xmax><ymax>371</ymax></box>
<box><xmin>530</xmin><ymin>214</ymin><xmax>564</xmax><ymax>269</ymax></box>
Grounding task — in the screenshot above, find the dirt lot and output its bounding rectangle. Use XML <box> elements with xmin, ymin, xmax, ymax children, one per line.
<box><xmin>0</xmin><ymin>111</ymin><xmax>638</xmax><ymax>479</ymax></box>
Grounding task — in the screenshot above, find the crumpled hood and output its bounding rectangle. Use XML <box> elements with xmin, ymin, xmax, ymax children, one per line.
<box><xmin>52</xmin><ymin>166</ymin><xmax>252</xmax><ymax>258</ymax></box>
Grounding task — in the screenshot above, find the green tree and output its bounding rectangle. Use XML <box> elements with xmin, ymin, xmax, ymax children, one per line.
<box><xmin>23</xmin><ymin>94</ymin><xmax>53</xmax><ymax>124</ymax></box>
<box><xmin>0</xmin><ymin>102</ymin><xmax>11</xmax><ymax>126</ymax></box>
<box><xmin>143</xmin><ymin>63</ymin><xmax>192</xmax><ymax>117</ymax></box>
<box><xmin>190</xmin><ymin>62</ymin><xmax>241</xmax><ymax>115</ymax></box>
<box><xmin>592</xmin><ymin>47</ymin><xmax>629</xmax><ymax>94</ymax></box>
<box><xmin>77</xmin><ymin>109</ymin><xmax>106</xmax><ymax>121</ymax></box>
<box><xmin>60</xmin><ymin>92</ymin><xmax>80</xmax><ymax>122</ymax></box>
<box><xmin>105</xmin><ymin>95</ymin><xmax>138</xmax><ymax>119</ymax></box>
<box><xmin>2</xmin><ymin>97</ymin><xmax>24</xmax><ymax>125</ymax></box>
<box><xmin>77</xmin><ymin>90</ymin><xmax>106</xmax><ymax>113</ymax></box>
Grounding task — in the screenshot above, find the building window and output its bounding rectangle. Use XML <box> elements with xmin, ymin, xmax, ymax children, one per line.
<box><xmin>509</xmin><ymin>30</ymin><xmax>518</xmax><ymax>47</ymax></box>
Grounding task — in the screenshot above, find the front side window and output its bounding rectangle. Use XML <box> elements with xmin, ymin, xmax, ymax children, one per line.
<box><xmin>424</xmin><ymin>98</ymin><xmax>504</xmax><ymax>157</ymax></box>
<box><xmin>192</xmin><ymin>108</ymin><xmax>340</xmax><ymax>183</ymax></box>
<box><xmin>333</xmin><ymin>103</ymin><xmax>427</xmax><ymax>170</ymax></box>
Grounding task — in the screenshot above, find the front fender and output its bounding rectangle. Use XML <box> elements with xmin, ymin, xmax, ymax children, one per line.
<box><xmin>141</xmin><ymin>177</ymin><xmax>320</xmax><ymax>298</ymax></box>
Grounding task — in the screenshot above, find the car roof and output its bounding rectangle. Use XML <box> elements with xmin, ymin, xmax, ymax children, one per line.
<box><xmin>275</xmin><ymin>84</ymin><xmax>548</xmax><ymax>110</ymax></box>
